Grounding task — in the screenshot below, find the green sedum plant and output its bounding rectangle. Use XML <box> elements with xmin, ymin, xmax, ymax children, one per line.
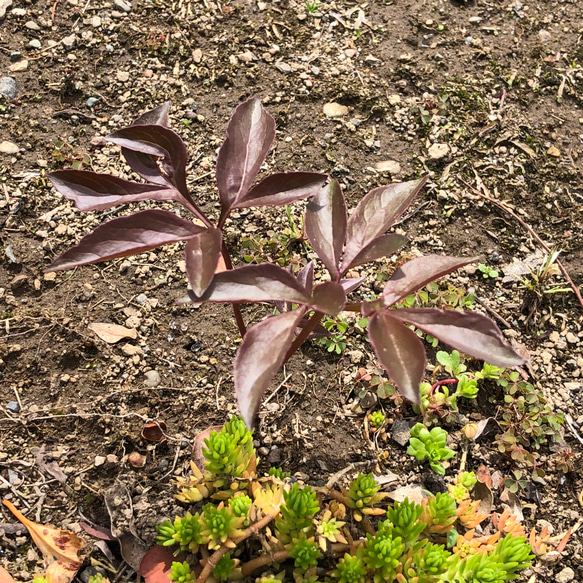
<box><xmin>46</xmin><ymin>97</ymin><xmax>524</xmax><ymax>427</ymax></box>
<box><xmin>407</xmin><ymin>423</ymin><xmax>455</xmax><ymax>475</ymax></box>
<box><xmin>157</xmin><ymin>415</ymin><xmax>535</xmax><ymax>583</ymax></box>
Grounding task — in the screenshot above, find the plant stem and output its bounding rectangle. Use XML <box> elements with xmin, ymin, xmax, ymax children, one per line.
<box><xmin>195</xmin><ymin>512</ymin><xmax>279</xmax><ymax>583</ymax></box>
<box><xmin>240</xmin><ymin>550</ymin><xmax>291</xmax><ymax>577</ymax></box>
<box><xmin>282</xmin><ymin>311</ymin><xmax>324</xmax><ymax>363</ymax></box>
<box><xmin>220</xmin><ymin>242</ymin><xmax>247</xmax><ymax>338</ymax></box>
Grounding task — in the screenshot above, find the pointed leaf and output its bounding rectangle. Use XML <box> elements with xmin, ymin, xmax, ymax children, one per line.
<box><xmin>184</xmin><ymin>227</ymin><xmax>223</xmax><ymax>297</ymax></box>
<box><xmin>390</xmin><ymin>308</ymin><xmax>526</xmax><ymax>367</ymax></box>
<box><xmin>345</xmin><ymin>233</ymin><xmax>408</xmax><ymax>270</ymax></box>
<box><xmin>131</xmin><ymin>101</ymin><xmax>171</xmax><ymax>127</ymax></box>
<box><xmin>382</xmin><ymin>255</ymin><xmax>477</xmax><ymax>307</ymax></box>
<box><xmin>368</xmin><ymin>311</ymin><xmax>425</xmax><ymax>403</ymax></box>
<box><xmin>236</xmin><ymin>172</ymin><xmax>328</xmax><ymax>209</ymax></box>
<box><xmin>340</xmin><ymin>276</ymin><xmax>366</xmax><ymax>294</ymax></box>
<box><xmin>0</xmin><ymin>566</ymin><xmax>16</xmax><ymax>583</ymax></box>
<box><xmin>305</xmin><ymin>179</ymin><xmax>347</xmax><ymax>279</ymax></box>
<box><xmin>49</xmin><ymin>170</ymin><xmax>183</xmax><ymax>211</ymax></box>
<box><xmin>235</xmin><ymin>309</ymin><xmax>306</xmax><ymax>427</ymax></box>
<box><xmin>177</xmin><ymin>264</ymin><xmax>312</xmax><ymax>305</ymax></box>
<box><xmin>107</xmin><ymin>125</ymin><xmax>188</xmax><ymax>195</ymax></box>
<box><xmin>296</xmin><ymin>261</ymin><xmax>314</xmax><ymax>293</ymax></box>
<box><xmin>310</xmin><ymin>281</ymin><xmax>346</xmax><ymax>316</ymax></box>
<box><xmin>46</xmin><ymin>209</ymin><xmax>205</xmax><ymax>272</ymax></box>
<box><xmin>216</xmin><ymin>96</ymin><xmax>276</xmax><ymax>216</ymax></box>
<box><xmin>341</xmin><ymin>177</ymin><xmax>427</xmax><ymax>272</ymax></box>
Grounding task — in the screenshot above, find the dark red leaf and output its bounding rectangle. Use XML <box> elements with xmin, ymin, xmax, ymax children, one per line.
<box><xmin>236</xmin><ymin>172</ymin><xmax>328</xmax><ymax>209</ymax></box>
<box><xmin>107</xmin><ymin>125</ymin><xmax>188</xmax><ymax>195</ymax></box>
<box><xmin>131</xmin><ymin>101</ymin><xmax>171</xmax><ymax>127</ymax></box>
<box><xmin>368</xmin><ymin>311</ymin><xmax>425</xmax><ymax>403</ymax></box>
<box><xmin>390</xmin><ymin>308</ymin><xmax>526</xmax><ymax>368</ymax></box>
<box><xmin>177</xmin><ymin>264</ymin><xmax>312</xmax><ymax>305</ymax></box>
<box><xmin>381</xmin><ymin>255</ymin><xmax>477</xmax><ymax>307</ymax></box>
<box><xmin>341</xmin><ymin>177</ymin><xmax>427</xmax><ymax>272</ymax></box>
<box><xmin>46</xmin><ymin>209</ymin><xmax>205</xmax><ymax>272</ymax></box>
<box><xmin>216</xmin><ymin>96</ymin><xmax>276</xmax><ymax>218</ymax></box>
<box><xmin>305</xmin><ymin>179</ymin><xmax>347</xmax><ymax>279</ymax></box>
<box><xmin>344</xmin><ymin>233</ymin><xmax>408</xmax><ymax>270</ymax></box>
<box><xmin>48</xmin><ymin>170</ymin><xmax>182</xmax><ymax>211</ymax></box>
<box><xmin>235</xmin><ymin>309</ymin><xmax>306</xmax><ymax>427</ymax></box>
<box><xmin>79</xmin><ymin>522</ymin><xmax>115</xmax><ymax>541</ymax></box>
<box><xmin>296</xmin><ymin>261</ymin><xmax>314</xmax><ymax>293</ymax></box>
<box><xmin>140</xmin><ymin>546</ymin><xmax>177</xmax><ymax>583</ymax></box>
<box><xmin>340</xmin><ymin>277</ymin><xmax>366</xmax><ymax>294</ymax></box>
<box><xmin>184</xmin><ymin>227</ymin><xmax>223</xmax><ymax>297</ymax></box>
<box><xmin>310</xmin><ymin>281</ymin><xmax>346</xmax><ymax>316</ymax></box>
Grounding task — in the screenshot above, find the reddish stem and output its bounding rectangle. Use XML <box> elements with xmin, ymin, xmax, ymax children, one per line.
<box><xmin>221</xmin><ymin>242</ymin><xmax>247</xmax><ymax>338</ymax></box>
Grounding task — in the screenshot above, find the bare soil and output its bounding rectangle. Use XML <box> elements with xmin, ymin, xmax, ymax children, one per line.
<box><xmin>1</xmin><ymin>0</ymin><xmax>582</xmax><ymax>580</ymax></box>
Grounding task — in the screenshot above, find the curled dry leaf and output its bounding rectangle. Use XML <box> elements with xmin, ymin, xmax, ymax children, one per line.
<box><xmin>141</xmin><ymin>421</ymin><xmax>167</xmax><ymax>442</ymax></box>
<box><xmin>88</xmin><ymin>322</ymin><xmax>137</xmax><ymax>344</ymax></box>
<box><xmin>192</xmin><ymin>425</ymin><xmax>223</xmax><ymax>472</ymax></box>
<box><xmin>140</xmin><ymin>546</ymin><xmax>177</xmax><ymax>583</ymax></box>
<box><xmin>0</xmin><ymin>566</ymin><xmax>16</xmax><ymax>583</ymax></box>
<box><xmin>2</xmin><ymin>499</ymin><xmax>85</xmax><ymax>583</ymax></box>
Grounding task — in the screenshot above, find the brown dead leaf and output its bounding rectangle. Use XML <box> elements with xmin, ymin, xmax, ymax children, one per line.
<box><xmin>36</xmin><ymin>444</ymin><xmax>68</xmax><ymax>484</ymax></box>
<box><xmin>3</xmin><ymin>499</ymin><xmax>85</xmax><ymax>583</ymax></box>
<box><xmin>476</xmin><ymin>465</ymin><xmax>492</xmax><ymax>488</ymax></box>
<box><xmin>0</xmin><ymin>566</ymin><xmax>16</xmax><ymax>583</ymax></box>
<box><xmin>500</xmin><ymin>488</ymin><xmax>524</xmax><ymax>522</ymax></box>
<box><xmin>88</xmin><ymin>322</ymin><xmax>137</xmax><ymax>344</ymax></box>
<box><xmin>192</xmin><ymin>425</ymin><xmax>223</xmax><ymax>471</ymax></box>
<box><xmin>141</xmin><ymin>421</ymin><xmax>167</xmax><ymax>443</ymax></box>
<box><xmin>473</xmin><ymin>481</ymin><xmax>493</xmax><ymax>515</ymax></box>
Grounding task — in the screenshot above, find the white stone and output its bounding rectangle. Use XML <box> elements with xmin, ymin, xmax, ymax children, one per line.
<box><xmin>144</xmin><ymin>370</ymin><xmax>161</xmax><ymax>387</ymax></box>
<box><xmin>427</xmin><ymin>142</ymin><xmax>450</xmax><ymax>160</ymax></box>
<box><xmin>94</xmin><ymin>455</ymin><xmax>106</xmax><ymax>467</ymax></box>
<box><xmin>555</xmin><ymin>567</ymin><xmax>575</xmax><ymax>583</ymax></box>
<box><xmin>0</xmin><ymin>0</ymin><xmax>13</xmax><ymax>19</ymax></box>
<box><xmin>323</xmin><ymin>102</ymin><xmax>348</xmax><ymax>118</ymax></box>
<box><xmin>116</xmin><ymin>71</ymin><xmax>130</xmax><ymax>82</ymax></box>
<box><xmin>9</xmin><ymin>60</ymin><xmax>28</xmax><ymax>72</ymax></box>
<box><xmin>0</xmin><ymin>141</ymin><xmax>19</xmax><ymax>154</ymax></box>
<box><xmin>373</xmin><ymin>160</ymin><xmax>401</xmax><ymax>174</ymax></box>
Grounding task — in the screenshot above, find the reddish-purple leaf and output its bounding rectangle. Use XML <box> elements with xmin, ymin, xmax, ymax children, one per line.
<box><xmin>184</xmin><ymin>228</ymin><xmax>223</xmax><ymax>297</ymax></box>
<box><xmin>140</xmin><ymin>546</ymin><xmax>179</xmax><ymax>583</ymax></box>
<box><xmin>107</xmin><ymin>125</ymin><xmax>188</xmax><ymax>195</ymax></box>
<box><xmin>345</xmin><ymin>233</ymin><xmax>408</xmax><ymax>270</ymax></box>
<box><xmin>297</xmin><ymin>261</ymin><xmax>314</xmax><ymax>293</ymax></box>
<box><xmin>216</xmin><ymin>96</ymin><xmax>276</xmax><ymax>218</ymax></box>
<box><xmin>177</xmin><ymin>264</ymin><xmax>312</xmax><ymax>305</ymax></box>
<box><xmin>46</xmin><ymin>209</ymin><xmax>205</xmax><ymax>272</ymax></box>
<box><xmin>382</xmin><ymin>255</ymin><xmax>478</xmax><ymax>307</ymax></box>
<box><xmin>235</xmin><ymin>309</ymin><xmax>306</xmax><ymax>427</ymax></box>
<box><xmin>310</xmin><ymin>281</ymin><xmax>346</xmax><ymax>316</ymax></box>
<box><xmin>305</xmin><ymin>179</ymin><xmax>347</xmax><ymax>279</ymax></box>
<box><xmin>236</xmin><ymin>172</ymin><xmax>328</xmax><ymax>209</ymax></box>
<box><xmin>390</xmin><ymin>308</ymin><xmax>526</xmax><ymax>368</ymax></box>
<box><xmin>131</xmin><ymin>101</ymin><xmax>171</xmax><ymax>127</ymax></box>
<box><xmin>368</xmin><ymin>311</ymin><xmax>425</xmax><ymax>403</ymax></box>
<box><xmin>340</xmin><ymin>277</ymin><xmax>366</xmax><ymax>294</ymax></box>
<box><xmin>341</xmin><ymin>177</ymin><xmax>427</xmax><ymax>273</ymax></box>
<box><xmin>48</xmin><ymin>170</ymin><xmax>182</xmax><ymax>211</ymax></box>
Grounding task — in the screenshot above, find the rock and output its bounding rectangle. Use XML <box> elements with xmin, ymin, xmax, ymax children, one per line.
<box><xmin>11</xmin><ymin>7</ymin><xmax>25</xmax><ymax>16</ymax></box>
<box><xmin>136</xmin><ymin>293</ymin><xmax>148</xmax><ymax>305</ymax></box>
<box><xmin>469</xmin><ymin>16</ymin><xmax>482</xmax><ymax>23</ymax></box>
<box><xmin>274</xmin><ymin>61</ymin><xmax>292</xmax><ymax>73</ymax></box>
<box><xmin>392</xmin><ymin>418</ymin><xmax>414</xmax><ymax>446</ymax></box>
<box><xmin>192</xmin><ymin>48</ymin><xmax>202</xmax><ymax>63</ymax></box>
<box><xmin>538</xmin><ymin>29</ymin><xmax>551</xmax><ymax>42</ymax></box>
<box><xmin>62</xmin><ymin>34</ymin><xmax>76</xmax><ymax>48</ymax></box>
<box><xmin>348</xmin><ymin>350</ymin><xmax>364</xmax><ymax>364</ymax></box>
<box><xmin>0</xmin><ymin>0</ymin><xmax>13</xmax><ymax>20</ymax></box>
<box><xmin>94</xmin><ymin>455</ymin><xmax>106</xmax><ymax>467</ymax></box>
<box><xmin>91</xmin><ymin>15</ymin><xmax>101</xmax><ymax>27</ymax></box>
<box><xmin>566</xmin><ymin>332</ymin><xmax>578</xmax><ymax>344</ymax></box>
<box><xmin>373</xmin><ymin>160</ymin><xmax>401</xmax><ymax>174</ymax></box>
<box><xmin>114</xmin><ymin>0</ymin><xmax>131</xmax><ymax>11</ymax></box>
<box><xmin>9</xmin><ymin>51</ymin><xmax>21</xmax><ymax>62</ymax></box>
<box><xmin>0</xmin><ymin>141</ymin><xmax>19</xmax><ymax>154</ymax></box>
<box><xmin>8</xmin><ymin>60</ymin><xmax>28</xmax><ymax>72</ymax></box>
<box><xmin>10</xmin><ymin>274</ymin><xmax>27</xmax><ymax>289</ymax></box>
<box><xmin>29</xmin><ymin>39</ymin><xmax>41</xmax><ymax>49</ymax></box>
<box><xmin>0</xmin><ymin>77</ymin><xmax>17</xmax><ymax>99</ymax></box>
<box><xmin>121</xmin><ymin>343</ymin><xmax>142</xmax><ymax>356</ymax></box>
<box><xmin>387</xmin><ymin>94</ymin><xmax>401</xmax><ymax>105</ymax></box>
<box><xmin>323</xmin><ymin>102</ymin><xmax>348</xmax><ymax>118</ymax></box>
<box><xmin>427</xmin><ymin>142</ymin><xmax>450</xmax><ymax>160</ymax></box>
<box><xmin>344</xmin><ymin>48</ymin><xmax>357</xmax><ymax>58</ymax></box>
<box><xmin>555</xmin><ymin>567</ymin><xmax>575</xmax><ymax>583</ymax></box>
<box><xmin>116</xmin><ymin>71</ymin><xmax>130</xmax><ymax>82</ymax></box>
<box><xmin>238</xmin><ymin>50</ymin><xmax>256</xmax><ymax>63</ymax></box>
<box><xmin>24</xmin><ymin>19</ymin><xmax>40</xmax><ymax>30</ymax></box>
<box><xmin>144</xmin><ymin>370</ymin><xmax>161</xmax><ymax>387</ymax></box>
<box><xmin>547</xmin><ymin>146</ymin><xmax>561</xmax><ymax>157</ymax></box>
<box><xmin>6</xmin><ymin>401</ymin><xmax>20</xmax><ymax>413</ymax></box>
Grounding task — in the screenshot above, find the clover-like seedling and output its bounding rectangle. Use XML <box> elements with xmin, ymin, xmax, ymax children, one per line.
<box><xmin>46</xmin><ymin>97</ymin><xmax>524</xmax><ymax>428</ymax></box>
<box><xmin>407</xmin><ymin>423</ymin><xmax>455</xmax><ymax>475</ymax></box>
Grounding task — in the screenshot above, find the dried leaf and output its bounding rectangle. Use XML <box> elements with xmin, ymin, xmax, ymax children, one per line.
<box><xmin>2</xmin><ymin>499</ymin><xmax>85</xmax><ymax>583</ymax></box>
<box><xmin>88</xmin><ymin>323</ymin><xmax>137</xmax><ymax>344</ymax></box>
<box><xmin>476</xmin><ymin>465</ymin><xmax>492</xmax><ymax>489</ymax></box>
<box><xmin>35</xmin><ymin>444</ymin><xmax>68</xmax><ymax>484</ymax></box>
<box><xmin>79</xmin><ymin>521</ymin><xmax>115</xmax><ymax>541</ymax></box>
<box><xmin>140</xmin><ymin>546</ymin><xmax>178</xmax><ymax>583</ymax></box>
<box><xmin>387</xmin><ymin>485</ymin><xmax>428</xmax><ymax>504</ymax></box>
<box><xmin>192</xmin><ymin>426</ymin><xmax>223</xmax><ymax>471</ymax></box>
<box><xmin>473</xmin><ymin>481</ymin><xmax>493</xmax><ymax>515</ymax></box>
<box><xmin>141</xmin><ymin>421</ymin><xmax>167</xmax><ymax>443</ymax></box>
<box><xmin>0</xmin><ymin>566</ymin><xmax>16</xmax><ymax>583</ymax></box>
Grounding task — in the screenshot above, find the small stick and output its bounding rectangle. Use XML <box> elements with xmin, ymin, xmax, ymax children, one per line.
<box><xmin>459</xmin><ymin>177</ymin><xmax>583</xmax><ymax>310</ymax></box>
<box><xmin>262</xmin><ymin>373</ymin><xmax>292</xmax><ymax>407</ymax></box>
<box><xmin>240</xmin><ymin>550</ymin><xmax>290</xmax><ymax>577</ymax></box>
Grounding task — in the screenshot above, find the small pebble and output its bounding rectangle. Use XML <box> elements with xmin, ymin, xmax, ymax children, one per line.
<box><xmin>24</xmin><ymin>19</ymin><xmax>39</xmax><ymax>30</ymax></box>
<box><xmin>555</xmin><ymin>567</ymin><xmax>575</xmax><ymax>583</ymax></box>
<box><xmin>0</xmin><ymin>77</ymin><xmax>17</xmax><ymax>99</ymax></box>
<box><xmin>94</xmin><ymin>455</ymin><xmax>106</xmax><ymax>467</ymax></box>
<box><xmin>428</xmin><ymin>143</ymin><xmax>450</xmax><ymax>160</ymax></box>
<box><xmin>0</xmin><ymin>0</ymin><xmax>13</xmax><ymax>19</ymax></box>
<box><xmin>144</xmin><ymin>370</ymin><xmax>161</xmax><ymax>387</ymax></box>
<box><xmin>114</xmin><ymin>0</ymin><xmax>131</xmax><ymax>11</ymax></box>
<box><xmin>323</xmin><ymin>102</ymin><xmax>348</xmax><ymax>118</ymax></box>
<box><xmin>6</xmin><ymin>401</ymin><xmax>20</xmax><ymax>413</ymax></box>
<box><xmin>86</xmin><ymin>97</ymin><xmax>100</xmax><ymax>107</ymax></box>
<box><xmin>28</xmin><ymin>39</ymin><xmax>41</xmax><ymax>49</ymax></box>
